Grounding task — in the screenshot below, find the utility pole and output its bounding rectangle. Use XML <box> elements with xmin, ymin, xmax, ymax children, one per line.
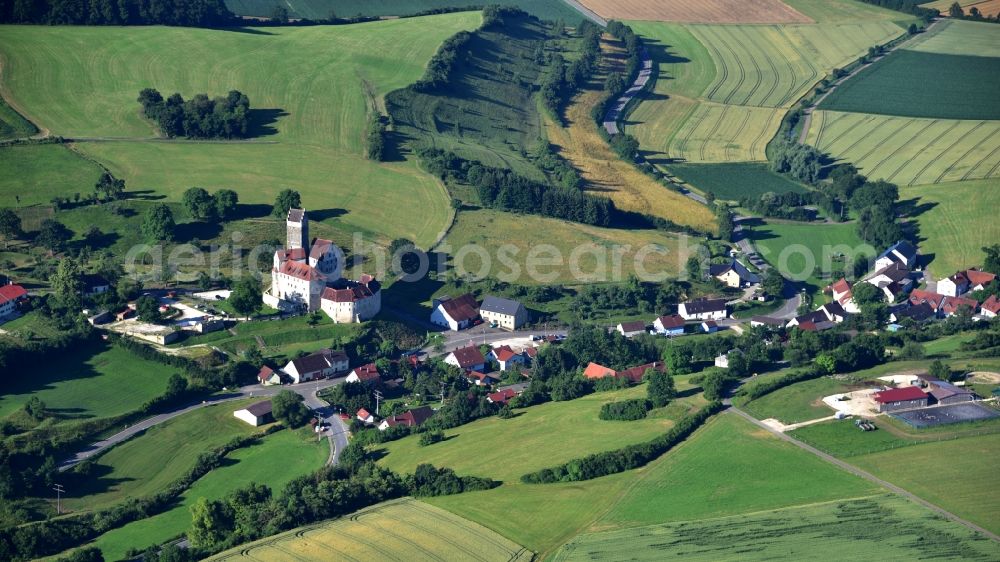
<box><xmin>53</xmin><ymin>484</ymin><xmax>65</xmax><ymax>515</ymax></box>
<box><xmin>374</xmin><ymin>389</ymin><xmax>383</xmax><ymax>416</ymax></box>
<box><xmin>439</xmin><ymin>382</ymin><xmax>446</xmax><ymax>406</ymax></box>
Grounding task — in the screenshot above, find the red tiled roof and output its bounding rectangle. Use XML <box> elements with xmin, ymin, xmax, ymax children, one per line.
<box><xmin>948</xmin><ymin>271</ymin><xmax>970</xmax><ymax>286</ymax></box>
<box><xmin>0</xmin><ymin>284</ymin><xmax>27</xmax><ymax>304</ymax></box>
<box><xmin>656</xmin><ymin>314</ymin><xmax>685</xmax><ymax>329</ymax></box>
<box><xmin>439</xmin><ymin>294</ymin><xmax>479</xmax><ymax>323</ymax></box>
<box><xmin>278</xmin><ymin>260</ymin><xmax>324</xmax><ymax>281</ymax></box>
<box><xmin>983</xmin><ymin>295</ymin><xmax>1000</xmax><ymax>314</ymax></box>
<box><xmin>384</xmin><ymin>406</ymin><xmax>434</xmax><ymax>428</ymax></box>
<box><xmin>583</xmin><ymin>362</ymin><xmax>616</xmax><ymax>379</ymax></box>
<box><xmin>309</xmin><ymin>239</ymin><xmax>333</xmax><ymax>261</ymax></box>
<box><xmin>257</xmin><ymin>366</ymin><xmax>274</xmax><ymax>382</ymax></box>
<box><xmin>357</xmin><ymin>408</ymin><xmax>372</xmax><ymax>419</ymax></box>
<box><xmin>940</xmin><ymin>296</ymin><xmax>978</xmax><ymax>315</ymax></box>
<box><xmin>830</xmin><ymin>278</ymin><xmax>851</xmax><ymax>295</ymax></box>
<box><xmin>494</xmin><ymin>346</ymin><xmax>519</xmax><ymax>362</ymax></box>
<box><xmin>449</xmin><ymin>345</ymin><xmax>486</xmax><ymax>369</ymax></box>
<box><xmin>351</xmin><ymin>363</ymin><xmax>380</xmax><ymax>381</ymax></box>
<box><xmin>873</xmin><ymin>386</ymin><xmax>928</xmax><ymax>403</ymax></box>
<box><xmin>617</xmin><ymin>361</ymin><xmax>664</xmax><ymax>384</ymax></box>
<box><xmin>525</xmin><ymin>347</ymin><xmax>538</xmax><ymax>358</ymax></box>
<box><xmin>488</xmin><ymin>388</ymin><xmax>518</xmax><ymax>404</ymax></box>
<box><xmin>619</xmin><ymin>321</ymin><xmax>646</xmax><ymax>333</ymax></box>
<box><xmin>908</xmin><ymin>289</ymin><xmax>945</xmax><ymax>311</ymax></box>
<box><xmin>966</xmin><ymin>269</ymin><xmax>996</xmax><ymax>287</ymax></box>
<box><xmin>276</xmin><ymin>247</ymin><xmax>307</xmax><ymax>261</ymax></box>
<box><xmin>321</xmin><ymin>277</ymin><xmax>380</xmax><ymax>303</ymax></box>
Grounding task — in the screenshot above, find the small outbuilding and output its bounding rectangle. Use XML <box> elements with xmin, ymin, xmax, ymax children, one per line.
<box><xmin>234</xmin><ymin>401</ymin><xmax>273</xmax><ymax>426</ymax></box>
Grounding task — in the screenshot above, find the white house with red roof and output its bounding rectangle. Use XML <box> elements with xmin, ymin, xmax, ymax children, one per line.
<box><xmin>346</xmin><ymin>362</ymin><xmax>381</xmax><ymax>385</ymax></box>
<box><xmin>320</xmin><ymin>275</ymin><xmax>381</xmax><ymax>323</ymax></box>
<box><xmin>430</xmin><ymin>294</ymin><xmax>479</xmax><ymax>331</ymax></box>
<box><xmin>827</xmin><ymin>278</ymin><xmax>860</xmax><ymax>313</ymax></box>
<box><xmin>444</xmin><ymin>345</ymin><xmax>486</xmax><ymax>372</ymax></box>
<box><xmin>488</xmin><ymin>345</ymin><xmax>526</xmax><ymax>371</ymax></box>
<box><xmin>0</xmin><ymin>284</ymin><xmax>27</xmax><ymax>318</ymax></box>
<box><xmin>356</xmin><ymin>408</ymin><xmax>375</xmax><ymax>424</ymax></box>
<box><xmin>257</xmin><ymin>366</ymin><xmax>282</xmax><ymax>386</ymax></box>
<box><xmin>982</xmin><ymin>295</ymin><xmax>1000</xmax><ymax>318</ymax></box>
<box><xmin>938</xmin><ymin>268</ymin><xmax>996</xmax><ymax>297</ymax></box>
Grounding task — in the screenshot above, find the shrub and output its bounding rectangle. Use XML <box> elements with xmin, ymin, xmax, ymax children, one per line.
<box><xmin>598</xmin><ymin>399</ymin><xmax>650</xmax><ymax>421</ymax></box>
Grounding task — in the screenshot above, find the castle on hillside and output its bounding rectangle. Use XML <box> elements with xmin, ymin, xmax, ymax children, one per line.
<box><xmin>263</xmin><ymin>208</ymin><xmax>381</xmax><ymax>323</ymax></box>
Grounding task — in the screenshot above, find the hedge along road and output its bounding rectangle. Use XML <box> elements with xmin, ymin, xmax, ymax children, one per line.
<box><xmin>59</xmin><ymin>378</ymin><xmax>350</xmax><ymax>472</ymax></box>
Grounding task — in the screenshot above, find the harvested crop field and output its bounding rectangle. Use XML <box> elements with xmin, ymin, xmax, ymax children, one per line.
<box><xmin>805</xmin><ymin>110</ymin><xmax>1000</xmax><ymax>185</ymax></box>
<box><xmin>580</xmin><ymin>0</ymin><xmax>812</xmax><ymax>24</ymax></box>
<box><xmin>207</xmin><ymin>498</ymin><xmax>533</xmax><ymax>561</ymax></box>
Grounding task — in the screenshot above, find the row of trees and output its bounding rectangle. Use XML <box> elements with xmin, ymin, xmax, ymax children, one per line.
<box><xmin>138</xmin><ymin>88</ymin><xmax>251</xmax><ymax>139</ymax></box>
<box><xmin>539</xmin><ymin>21</ymin><xmax>601</xmax><ymax>117</ymax></box>
<box><xmin>411</xmin><ymin>31</ymin><xmax>472</xmax><ymax>92</ymax></box>
<box><xmin>0</xmin><ymin>0</ymin><xmax>234</xmax><ymax>26</ymax></box>
<box><xmin>181</xmin><ymin>187</ymin><xmax>238</xmax><ymax>220</ymax></box>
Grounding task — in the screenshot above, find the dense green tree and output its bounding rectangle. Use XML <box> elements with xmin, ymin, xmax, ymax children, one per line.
<box><xmin>899</xmin><ymin>341</ymin><xmax>925</xmax><ymax>360</ymax></box>
<box><xmin>983</xmin><ymin>244</ymin><xmax>1000</xmax><ymax>274</ymax></box>
<box><xmin>272</xmin><ymin>390</ymin><xmax>311</xmax><ymax>427</ymax></box>
<box><xmin>141</xmin><ymin>204</ymin><xmax>175</xmax><ymax>242</ymax></box>
<box><xmin>135</xmin><ymin>295</ymin><xmax>162</xmax><ymax>323</ymax></box>
<box><xmin>716</xmin><ymin>206</ymin><xmax>734</xmax><ymax>242</ymax></box>
<box><xmin>685</xmin><ymin>255</ymin><xmax>701</xmax><ymax>280</ymax></box>
<box><xmin>646</xmin><ymin>370</ymin><xmax>676</xmax><ymax>407</ymax></box>
<box><xmin>55</xmin><ymin>547</ymin><xmax>104</xmax><ymax>562</ymax></box>
<box><xmin>228</xmin><ymin>277</ymin><xmax>262</xmax><ymax>317</ymax></box>
<box><xmin>36</xmin><ymin>219</ymin><xmax>73</xmax><ymax>252</ymax></box>
<box><xmin>213</xmin><ymin>189</ymin><xmax>239</xmax><ymax>220</ymax></box>
<box><xmin>0</xmin><ymin>208</ymin><xmax>22</xmax><ymax>249</ymax></box>
<box><xmin>929</xmin><ymin>359</ymin><xmax>952</xmax><ymax>381</ymax></box>
<box><xmin>272</xmin><ymin>189</ymin><xmax>301</xmax><ymax>218</ymax></box>
<box><xmin>94</xmin><ymin>172</ymin><xmax>125</xmax><ymax>202</ymax></box>
<box><xmin>948</xmin><ymin>2</ymin><xmax>964</xmax><ymax>17</ymax></box>
<box><xmin>188</xmin><ymin>497</ymin><xmax>234</xmax><ymax>548</ymax></box>
<box><xmin>50</xmin><ymin>257</ymin><xmax>84</xmax><ymax>310</ymax></box>
<box><xmin>851</xmin><ymin>282</ymin><xmax>883</xmax><ymax>306</ymax></box>
<box><xmin>182</xmin><ymin>187</ymin><xmax>216</xmax><ymax>220</ymax></box>
<box><xmin>663</xmin><ymin>345</ymin><xmax>693</xmax><ymax>376</ymax></box>
<box><xmin>762</xmin><ymin>268</ymin><xmax>785</xmax><ymax>298</ymax></box>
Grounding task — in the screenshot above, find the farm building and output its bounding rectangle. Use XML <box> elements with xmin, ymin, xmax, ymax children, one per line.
<box><xmin>444</xmin><ymin>345</ymin><xmax>486</xmax><ymax>372</ymax></box>
<box><xmin>283</xmin><ymin>349</ymin><xmax>349</xmax><ymax>384</ymax></box>
<box><xmin>918</xmin><ymin>376</ymin><xmax>975</xmax><ymax>405</ymax></box>
<box><xmin>679</xmin><ymin>298</ymin><xmax>728</xmax><ymax>321</ymax></box>
<box><xmin>874</xmin><ymin>240</ymin><xmax>917</xmax><ymax>271</ymax></box>
<box><xmin>378</xmin><ymin>406</ymin><xmax>434</xmax><ymax>431</ymax></box>
<box><xmin>234</xmin><ymin>401</ymin><xmax>273</xmax><ymax>426</ymax></box>
<box><xmin>617</xmin><ymin>321</ymin><xmax>647</xmax><ymax>338</ymax></box>
<box><xmin>652</xmin><ymin>314</ymin><xmax>685</xmax><ymax>336</ymax></box>
<box><xmin>430</xmin><ymin>294</ymin><xmax>479</xmax><ymax>331</ymax></box>
<box><xmin>479</xmin><ymin>296</ymin><xmax>527</xmax><ymax>330</ymax></box>
<box><xmin>873</xmin><ymin>386</ymin><xmax>929</xmax><ymax>412</ymax></box>
<box><xmin>583</xmin><ymin>362</ymin><xmax>616</xmax><ymax>379</ymax></box>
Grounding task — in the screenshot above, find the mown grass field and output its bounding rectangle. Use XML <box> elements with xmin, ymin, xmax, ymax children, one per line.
<box><xmin>61</xmin><ymin>399</ymin><xmax>265</xmax><ymax>512</ymax></box>
<box><xmin>0</xmin><ymin>97</ymin><xmax>36</xmax><ymax>140</ymax></box>
<box><xmin>819</xmin><ymin>50</ymin><xmax>1000</xmax><ymax>120</ymax></box>
<box><xmin>807</xmin><ymin>111</ymin><xmax>1000</xmax><ymax>186</ymax></box>
<box><xmin>555</xmin><ymin>494</ymin><xmax>1000</xmax><ymax>561</ymax></box>
<box><xmin>225</xmin><ymin>0</ymin><xmax>582</xmax><ymax>21</ymax></box>
<box><xmin>441</xmin><ymin>209</ymin><xmax>694</xmax><ymax>285</ymax></box>
<box><xmin>0</xmin><ymin>15</ymin><xmax>479</xmax><ymax>247</ymax></box>
<box><xmin>740</xmin><ymin>377</ymin><xmax>855</xmax><ymax>424</ymax></box>
<box><xmin>0</xmin><ymin>343</ymin><xmax>173</xmax><ymax>420</ymax></box>
<box><xmin>903</xmin><ymin>178</ymin><xmax>1000</xmax><ymax>274</ymax></box>
<box><xmin>206</xmin><ymin>497</ymin><xmax>532</xmax><ymax>562</ymax></box>
<box><xmin>545</xmin><ymin>36</ymin><xmax>715</xmax><ymax>230</ymax></box>
<box><xmin>0</xmin><ymin>144</ymin><xmax>103</xmax><ymax>208</ymax></box>
<box><xmin>89</xmin><ymin>426</ymin><xmax>327</xmax><ymax>560</ymax></box>
<box><xmin>851</xmin><ymin>433</ymin><xmax>1000</xmax><ymax>535</ymax></box>
<box><xmin>750</xmin><ymin>221</ymin><xmax>873</xmax><ymax>293</ymax></box>
<box><xmin>908</xmin><ymin>19</ymin><xmax>1000</xmax><ymax>57</ymax></box>
<box><xmin>669</xmin><ymin>162</ymin><xmax>808</xmax><ymax>200</ymax></box>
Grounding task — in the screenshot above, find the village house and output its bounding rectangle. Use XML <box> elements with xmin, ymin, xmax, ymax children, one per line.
<box><xmin>430</xmin><ymin>294</ymin><xmax>479</xmax><ymax>331</ymax></box>
<box><xmin>356</xmin><ymin>408</ymin><xmax>376</xmax><ymax>424</ymax></box>
<box><xmin>652</xmin><ymin>314</ymin><xmax>685</xmax><ymax>336</ymax></box>
<box><xmin>701</xmin><ymin>320</ymin><xmax>719</xmax><ymax>333</ymax></box>
<box><xmin>617</xmin><ymin>321</ymin><xmax>647</xmax><ymax>338</ymax></box>
<box><xmin>709</xmin><ymin>259</ymin><xmax>760</xmax><ymax>288</ymax></box>
<box><xmin>864</xmin><ymin>262</ymin><xmax>914</xmax><ymax>303</ymax></box>
<box><xmin>982</xmin><ymin>295</ymin><xmax>1000</xmax><ymax>318</ymax></box>
<box><xmin>488</xmin><ymin>383</ymin><xmax>528</xmax><ymax>405</ymax></box>
<box><xmin>678</xmin><ymin>298</ymin><xmax>728</xmax><ymax>321</ymax></box>
<box><xmin>817</xmin><ymin>301</ymin><xmax>848</xmax><ymax>324</ymax></box>
<box><xmin>714</xmin><ymin>349</ymin><xmax>742</xmax><ymax>369</ymax></box>
<box><xmin>444</xmin><ymin>345</ymin><xmax>487</xmax><ymax>372</ymax></box>
<box><xmin>378</xmin><ymin>406</ymin><xmax>434</xmax><ymax>431</ymax></box>
<box><xmin>346</xmin><ymin>363</ymin><xmax>381</xmax><ymax>385</ymax></box>
<box><xmin>827</xmin><ymin>278</ymin><xmax>860</xmax><ymax>313</ymax></box>
<box><xmin>582</xmin><ymin>362</ymin><xmax>616</xmax><ymax>379</ymax></box>
<box><xmin>466</xmin><ymin>371</ymin><xmax>500</xmax><ymax>386</ymax></box>
<box><xmin>616</xmin><ymin>361</ymin><xmax>664</xmax><ymax>384</ymax></box>
<box><xmin>0</xmin><ymin>284</ymin><xmax>27</xmax><ymax>318</ymax></box>
<box><xmin>874</xmin><ymin>240</ymin><xmax>918</xmax><ymax>272</ymax></box>
<box><xmin>786</xmin><ymin>310</ymin><xmax>836</xmax><ymax>330</ymax></box>
<box><xmin>873</xmin><ymin>386</ymin><xmax>928</xmax><ymax>412</ymax></box>
<box><xmin>938</xmin><ymin>268</ymin><xmax>996</xmax><ymax>297</ymax></box>
<box><xmin>488</xmin><ymin>345</ymin><xmax>526</xmax><ymax>371</ymax></box>
<box><xmin>81</xmin><ymin>273</ymin><xmax>111</xmax><ymax>296</ymax></box>
<box><xmin>890</xmin><ymin>301</ymin><xmax>936</xmax><ymax>323</ymax></box>
<box><xmin>257</xmin><ymin>366</ymin><xmax>282</xmax><ymax>386</ymax></box>
<box><xmin>908</xmin><ymin>289</ymin><xmax>946</xmax><ymax>313</ymax></box>
<box><xmin>234</xmin><ymin>400</ymin><xmax>273</xmax><ymax>426</ymax></box>
<box><xmin>479</xmin><ymin>296</ymin><xmax>528</xmax><ymax>330</ymax></box>
<box><xmin>939</xmin><ymin>296</ymin><xmax>978</xmax><ymax>317</ymax></box>
<box><xmin>283</xmin><ymin>349</ymin><xmax>349</xmax><ymax>384</ymax></box>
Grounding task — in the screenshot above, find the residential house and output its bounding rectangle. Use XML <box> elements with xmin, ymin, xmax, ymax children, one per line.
<box><xmin>489</xmin><ymin>345</ymin><xmax>526</xmax><ymax>371</ymax></box>
<box><xmin>616</xmin><ymin>361</ymin><xmax>664</xmax><ymax>384</ymax></box>
<box><xmin>701</xmin><ymin>320</ymin><xmax>719</xmax><ymax>333</ymax></box>
<box><xmin>479</xmin><ymin>296</ymin><xmax>528</xmax><ymax>330</ymax></box>
<box><xmin>652</xmin><ymin>314</ymin><xmax>685</xmax><ymax>336</ymax></box>
<box><xmin>873</xmin><ymin>386</ymin><xmax>928</xmax><ymax>412</ymax></box>
<box><xmin>356</xmin><ymin>408</ymin><xmax>375</xmax><ymax>424</ymax></box>
<box><xmin>750</xmin><ymin>316</ymin><xmax>785</xmax><ymax>328</ymax></box>
<box><xmin>827</xmin><ymin>278</ymin><xmax>860</xmax><ymax>313</ymax></box>
<box><xmin>346</xmin><ymin>363</ymin><xmax>381</xmax><ymax>385</ymax></box>
<box><xmin>283</xmin><ymin>349</ymin><xmax>349</xmax><ymax>384</ymax></box>
<box><xmin>378</xmin><ymin>406</ymin><xmax>434</xmax><ymax>431</ymax></box>
<box><xmin>873</xmin><ymin>240</ymin><xmax>917</xmax><ymax>272</ymax></box>
<box><xmin>444</xmin><ymin>345</ymin><xmax>486</xmax><ymax>372</ymax></box>
<box><xmin>798</xmin><ymin>319</ymin><xmax>835</xmax><ymax>332</ymax></box>
<box><xmin>908</xmin><ymin>289</ymin><xmax>946</xmax><ymax>313</ymax></box>
<box><xmin>582</xmin><ymin>362</ymin><xmax>616</xmax><ymax>379</ymax></box>
<box><xmin>0</xmin><ymin>284</ymin><xmax>27</xmax><ymax>318</ymax></box>
<box><xmin>617</xmin><ymin>321</ymin><xmax>647</xmax><ymax>338</ymax></box>
<box><xmin>939</xmin><ymin>269</ymin><xmax>996</xmax><ymax>297</ymax></box>
<box><xmin>257</xmin><ymin>366</ymin><xmax>282</xmax><ymax>386</ymax></box>
<box><xmin>864</xmin><ymin>263</ymin><xmax>913</xmax><ymax>303</ymax></box>
<box><xmin>890</xmin><ymin>301</ymin><xmax>936</xmax><ymax>323</ymax></box>
<box><xmin>488</xmin><ymin>383</ymin><xmax>529</xmax><ymax>404</ymax></box>
<box><xmin>817</xmin><ymin>301</ymin><xmax>848</xmax><ymax>324</ymax></box>
<box><xmin>234</xmin><ymin>401</ymin><xmax>273</xmax><ymax>426</ymax></box>
<box><xmin>678</xmin><ymin>298</ymin><xmax>728</xmax><ymax>321</ymax></box>
<box><xmin>982</xmin><ymin>295</ymin><xmax>1000</xmax><ymax>318</ymax></box>
<box><xmin>714</xmin><ymin>349</ymin><xmax>742</xmax><ymax>369</ymax></box>
<box><xmin>466</xmin><ymin>371</ymin><xmax>500</xmax><ymax>386</ymax></box>
<box><xmin>430</xmin><ymin>294</ymin><xmax>479</xmax><ymax>331</ymax></box>
<box><xmin>966</xmin><ymin>269</ymin><xmax>997</xmax><ymax>292</ymax></box>
<box><xmin>81</xmin><ymin>274</ymin><xmax>111</xmax><ymax>296</ymax></box>
<box><xmin>940</xmin><ymin>296</ymin><xmax>978</xmax><ymax>317</ymax></box>
<box><xmin>709</xmin><ymin>259</ymin><xmax>760</xmax><ymax>288</ymax></box>
<box><xmin>787</xmin><ymin>310</ymin><xmax>830</xmax><ymax>329</ymax></box>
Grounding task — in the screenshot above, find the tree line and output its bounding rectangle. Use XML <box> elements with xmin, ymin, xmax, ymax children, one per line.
<box><xmin>540</xmin><ymin>20</ymin><xmax>601</xmax><ymax>118</ymax></box>
<box><xmin>0</xmin><ymin>0</ymin><xmax>234</xmax><ymax>26</ymax></box>
<box><xmin>137</xmin><ymin>88</ymin><xmax>251</xmax><ymax>139</ymax></box>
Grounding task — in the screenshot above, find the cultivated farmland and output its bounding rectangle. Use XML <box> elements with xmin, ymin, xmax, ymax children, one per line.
<box><xmin>0</xmin><ymin>15</ymin><xmax>480</xmax><ymax>247</ymax></box>
<box><xmin>785</xmin><ymin>0</ymin><xmax>911</xmax><ymax>22</ymax></box>
<box><xmin>578</xmin><ymin>0</ymin><xmax>813</xmax><ymax>23</ymax></box>
<box><xmin>207</xmin><ymin>498</ymin><xmax>532</xmax><ymax>562</ymax></box>
<box><xmin>818</xmin><ymin>50</ymin><xmax>1000</xmax><ymax>120</ymax></box>
<box><xmin>668</xmin><ymin>162</ymin><xmax>808</xmax><ymax>200</ymax></box>
<box><xmin>657</xmin><ymin>103</ymin><xmax>784</xmax><ymax>162</ymax></box>
<box><xmin>224</xmin><ymin>0</ymin><xmax>584</xmax><ymax>21</ymax></box>
<box><xmin>907</xmin><ymin>19</ymin><xmax>1000</xmax><ymax>57</ymax></box>
<box><xmin>922</xmin><ymin>0</ymin><xmax>1000</xmax><ymax>17</ymax></box>
<box><xmin>806</xmin><ymin>111</ymin><xmax>1000</xmax><ymax>185</ymax></box>
<box><xmin>555</xmin><ymin>494</ymin><xmax>1000</xmax><ymax>561</ymax></box>
<box><xmin>902</xmin><ymin>178</ymin><xmax>1000</xmax><ymax>274</ymax></box>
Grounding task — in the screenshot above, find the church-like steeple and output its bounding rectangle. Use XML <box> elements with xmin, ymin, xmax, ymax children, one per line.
<box><xmin>286</xmin><ymin>208</ymin><xmax>308</xmax><ymax>250</ymax></box>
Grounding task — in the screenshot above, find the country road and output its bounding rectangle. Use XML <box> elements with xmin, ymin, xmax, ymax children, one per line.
<box><xmin>727</xmin><ymin>407</ymin><xmax>1000</xmax><ymax>543</ymax></box>
<box><xmin>602</xmin><ymin>46</ymin><xmax>652</xmax><ymax>135</ymax></box>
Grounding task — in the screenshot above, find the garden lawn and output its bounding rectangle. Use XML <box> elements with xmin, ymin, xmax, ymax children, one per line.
<box><xmin>89</xmin><ymin>427</ymin><xmax>328</xmax><ymax>560</ymax></box>
<box><xmin>749</xmin><ymin>221</ymin><xmax>873</xmax><ymax>294</ymax></box>
<box><xmin>61</xmin><ymin>399</ymin><xmax>264</xmax><ymax>512</ymax></box>
<box><xmin>0</xmin><ymin>343</ymin><xmax>173</xmax><ymax>420</ymax></box>
<box><xmin>741</xmin><ymin>376</ymin><xmax>855</xmax><ymax>424</ymax></box>
<box><xmin>0</xmin><ymin>15</ymin><xmax>480</xmax><ymax>247</ymax></box>
<box><xmin>818</xmin><ymin>50</ymin><xmax>1000</xmax><ymax>120</ymax></box>
<box><xmin>668</xmin><ymin>162</ymin><xmax>808</xmax><ymax>200</ymax></box>
<box><xmin>851</xmin><ymin>433</ymin><xmax>1000</xmax><ymax>535</ymax></box>
<box><xmin>902</xmin><ymin>179</ymin><xmax>1000</xmax><ymax>274</ymax></box>
<box><xmin>0</xmin><ymin>144</ymin><xmax>103</xmax><ymax>208</ymax></box>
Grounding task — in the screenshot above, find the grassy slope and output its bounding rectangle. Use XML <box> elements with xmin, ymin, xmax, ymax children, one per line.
<box><xmin>903</xmin><ymin>179</ymin><xmax>1000</xmax><ymax>274</ymax></box>
<box><xmin>555</xmin><ymin>494</ymin><xmax>1000</xmax><ymax>561</ymax></box>
<box><xmin>91</xmin><ymin>427</ymin><xmax>328</xmax><ymax>560</ymax></box>
<box><xmin>224</xmin><ymin>0</ymin><xmax>584</xmax><ymax>21</ymax></box>
<box><xmin>852</xmin><ymin>433</ymin><xmax>1000</xmax><ymax>535</ymax></box>
<box><xmin>0</xmin><ymin>343</ymin><xmax>172</xmax><ymax>419</ymax></box>
<box><xmin>441</xmin><ymin>208</ymin><xmax>694</xmax><ymax>285</ymax></box>
<box><xmin>818</xmin><ymin>49</ymin><xmax>1000</xmax><ymax>120</ymax></box>
<box><xmin>61</xmin><ymin>399</ymin><xmax>263</xmax><ymax>512</ymax></box>
<box><xmin>544</xmin><ymin>36</ymin><xmax>715</xmax><ymax>230</ymax></box>
<box><xmin>206</xmin><ymin>498</ymin><xmax>531</xmax><ymax>562</ymax></box>
<box><xmin>0</xmin><ymin>144</ymin><xmax>103</xmax><ymax>208</ymax></box>
<box><xmin>0</xmin><ymin>15</ymin><xmax>480</xmax><ymax>247</ymax></box>
<box><xmin>749</xmin><ymin>221</ymin><xmax>872</xmax><ymax>294</ymax></box>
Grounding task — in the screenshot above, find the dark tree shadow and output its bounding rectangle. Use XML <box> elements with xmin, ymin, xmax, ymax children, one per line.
<box><xmin>174</xmin><ymin>221</ymin><xmax>224</xmax><ymax>243</ymax></box>
<box><xmin>310</xmin><ymin>208</ymin><xmax>348</xmax><ymax>222</ymax></box>
<box><xmin>233</xmin><ymin>203</ymin><xmax>273</xmax><ymax>220</ymax></box>
<box><xmin>217</xmin><ymin>27</ymin><xmax>276</xmax><ymax>35</ymax></box>
<box><xmin>247</xmin><ymin>108</ymin><xmax>287</xmax><ymax>138</ymax></box>
<box><xmin>128</xmin><ymin>190</ymin><xmax>166</xmax><ymax>201</ymax></box>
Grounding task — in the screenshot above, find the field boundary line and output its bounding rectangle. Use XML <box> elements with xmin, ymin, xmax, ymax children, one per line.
<box><xmin>695</xmin><ymin>26</ymin><xmax>731</xmax><ymax>103</ymax></box>
<box><xmin>729</xmin><ymin>407</ymin><xmax>1000</xmax><ymax>543</ymax></box>
<box><xmin>748</xmin><ymin>108</ymin><xmax>781</xmax><ymax>161</ymax></box>
<box><xmin>699</xmin><ymin>105</ymin><xmax>730</xmax><ymax>161</ymax></box>
<box><xmin>740</xmin><ymin>26</ymin><xmax>781</xmax><ymax>107</ymax></box>
<box><xmin>725</xmin><ymin>108</ymin><xmax>752</xmax><ymax>161</ymax></box>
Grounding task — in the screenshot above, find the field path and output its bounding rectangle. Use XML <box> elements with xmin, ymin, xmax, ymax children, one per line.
<box><xmin>728</xmin><ymin>407</ymin><xmax>1000</xmax><ymax>543</ymax></box>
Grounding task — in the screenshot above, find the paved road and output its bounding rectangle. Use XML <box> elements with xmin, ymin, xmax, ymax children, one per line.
<box><xmin>603</xmin><ymin>46</ymin><xmax>652</xmax><ymax>135</ymax></box>
<box><xmin>59</xmin><ymin>377</ymin><xmax>350</xmax><ymax>472</ymax></box>
<box><xmin>728</xmin><ymin>407</ymin><xmax>1000</xmax><ymax>542</ymax></box>
<box><xmin>562</xmin><ymin>0</ymin><xmax>607</xmax><ymax>25</ymax></box>
<box><xmin>430</xmin><ymin>328</ymin><xmax>568</xmax><ymax>355</ymax></box>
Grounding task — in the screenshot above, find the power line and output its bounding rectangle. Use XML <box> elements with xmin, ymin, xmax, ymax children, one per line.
<box><xmin>53</xmin><ymin>484</ymin><xmax>65</xmax><ymax>515</ymax></box>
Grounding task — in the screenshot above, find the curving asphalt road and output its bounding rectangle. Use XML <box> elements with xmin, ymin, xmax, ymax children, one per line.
<box><xmin>603</xmin><ymin>46</ymin><xmax>652</xmax><ymax>135</ymax></box>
